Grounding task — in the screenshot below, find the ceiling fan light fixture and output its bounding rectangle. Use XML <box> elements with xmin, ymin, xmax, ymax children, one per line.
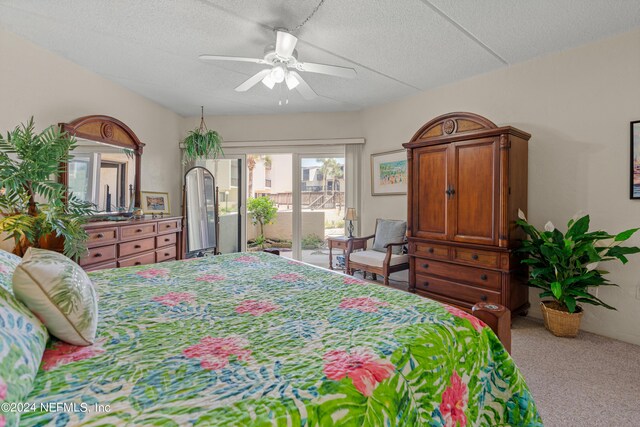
<box><xmin>270</xmin><ymin>64</ymin><xmax>286</xmax><ymax>83</ymax></box>
<box><xmin>285</xmin><ymin>72</ymin><xmax>299</xmax><ymax>90</ymax></box>
<box><xmin>262</xmin><ymin>74</ymin><xmax>276</xmax><ymax>89</ymax></box>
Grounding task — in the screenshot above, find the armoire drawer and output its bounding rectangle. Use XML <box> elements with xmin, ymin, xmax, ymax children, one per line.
<box><xmin>79</xmin><ymin>245</ymin><xmax>117</xmax><ymax>267</ymax></box>
<box><xmin>415</xmin><ymin>274</ymin><xmax>501</xmax><ymax>306</ymax></box>
<box><xmin>119</xmin><ymin>237</ymin><xmax>156</xmax><ymax>258</ymax></box>
<box><xmin>121</xmin><ymin>223</ymin><xmax>157</xmax><ymax>240</ymax></box>
<box><xmin>452</xmin><ymin>247</ymin><xmax>500</xmax><ymax>269</ymax></box>
<box><xmin>118</xmin><ymin>252</ymin><xmax>156</xmax><ymax>268</ymax></box>
<box><xmin>156</xmin><ymin>233</ymin><xmax>177</xmax><ymax>248</ymax></box>
<box><xmin>86</xmin><ymin>227</ymin><xmax>118</xmax><ymax>248</ymax></box>
<box><xmin>413</xmin><ymin>258</ymin><xmax>501</xmax><ymax>290</ymax></box>
<box><xmin>84</xmin><ymin>261</ymin><xmax>117</xmax><ymax>272</ymax></box>
<box><xmin>412</xmin><ymin>242</ymin><xmax>450</xmax><ymax>261</ymax></box>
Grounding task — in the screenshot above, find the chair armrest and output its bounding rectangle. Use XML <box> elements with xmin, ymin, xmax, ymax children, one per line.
<box><xmin>383</xmin><ymin>241</ymin><xmax>406</xmax><ymax>249</ymax></box>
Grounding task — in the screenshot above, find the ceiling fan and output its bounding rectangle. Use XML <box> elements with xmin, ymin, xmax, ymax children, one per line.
<box><xmin>199</xmin><ymin>30</ymin><xmax>357</xmax><ymax>100</ymax></box>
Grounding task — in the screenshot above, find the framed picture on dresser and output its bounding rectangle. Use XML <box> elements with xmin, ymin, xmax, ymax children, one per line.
<box><xmin>631</xmin><ymin>120</ymin><xmax>640</xmax><ymax>199</ymax></box>
<box><xmin>141</xmin><ymin>191</ymin><xmax>170</xmax><ymax>214</ymax></box>
<box><xmin>370</xmin><ymin>149</ymin><xmax>408</xmax><ymax>196</ymax></box>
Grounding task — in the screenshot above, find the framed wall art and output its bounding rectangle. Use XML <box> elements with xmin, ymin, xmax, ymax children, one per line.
<box><xmin>140</xmin><ymin>191</ymin><xmax>171</xmax><ymax>214</ymax></box>
<box><xmin>631</xmin><ymin>121</ymin><xmax>640</xmax><ymax>199</ymax></box>
<box><xmin>370</xmin><ymin>149</ymin><xmax>408</xmax><ymax>196</ymax></box>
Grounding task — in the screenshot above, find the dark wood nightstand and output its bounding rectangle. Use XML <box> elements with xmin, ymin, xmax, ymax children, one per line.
<box><xmin>327</xmin><ymin>236</ymin><xmax>366</xmax><ymax>270</ymax></box>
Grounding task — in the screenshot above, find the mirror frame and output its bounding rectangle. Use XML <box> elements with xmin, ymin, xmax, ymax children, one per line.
<box><xmin>183</xmin><ymin>166</ymin><xmax>219</xmax><ymax>256</ymax></box>
<box><xmin>59</xmin><ymin>115</ymin><xmax>145</xmax><ymax>208</ymax></box>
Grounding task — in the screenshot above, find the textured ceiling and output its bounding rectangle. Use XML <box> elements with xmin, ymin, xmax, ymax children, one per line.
<box><xmin>0</xmin><ymin>0</ymin><xmax>639</xmax><ymax>116</ymax></box>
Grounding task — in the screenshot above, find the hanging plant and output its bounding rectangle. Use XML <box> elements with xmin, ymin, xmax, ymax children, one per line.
<box><xmin>183</xmin><ymin>106</ymin><xmax>224</xmax><ymax>162</ymax></box>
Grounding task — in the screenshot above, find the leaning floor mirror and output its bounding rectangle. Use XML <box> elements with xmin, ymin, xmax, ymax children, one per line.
<box><xmin>183</xmin><ymin>166</ymin><xmax>219</xmax><ymax>257</ymax></box>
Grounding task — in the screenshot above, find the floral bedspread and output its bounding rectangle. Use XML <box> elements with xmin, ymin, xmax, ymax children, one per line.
<box><xmin>20</xmin><ymin>252</ymin><xmax>541</xmax><ymax>426</ymax></box>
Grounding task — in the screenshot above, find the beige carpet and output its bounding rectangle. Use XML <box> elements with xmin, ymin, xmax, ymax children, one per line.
<box><xmin>511</xmin><ymin>317</ymin><xmax>640</xmax><ymax>426</ymax></box>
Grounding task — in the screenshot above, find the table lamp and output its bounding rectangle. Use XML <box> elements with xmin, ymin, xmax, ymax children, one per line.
<box><xmin>345</xmin><ymin>208</ymin><xmax>357</xmax><ymax>238</ymax></box>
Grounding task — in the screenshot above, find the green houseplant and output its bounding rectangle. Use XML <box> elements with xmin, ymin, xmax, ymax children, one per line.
<box><xmin>247</xmin><ymin>196</ymin><xmax>277</xmax><ymax>249</ymax></box>
<box><xmin>183</xmin><ymin>107</ymin><xmax>223</xmax><ymax>162</ymax></box>
<box><xmin>0</xmin><ymin>118</ymin><xmax>94</xmax><ymax>259</ymax></box>
<box><xmin>516</xmin><ymin>210</ymin><xmax>640</xmax><ymax>337</ymax></box>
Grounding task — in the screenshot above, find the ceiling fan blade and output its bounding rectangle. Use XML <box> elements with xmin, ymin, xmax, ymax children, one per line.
<box><xmin>290</xmin><ymin>71</ymin><xmax>317</xmax><ymax>100</ymax></box>
<box><xmin>275</xmin><ymin>30</ymin><xmax>298</xmax><ymax>58</ymax></box>
<box><xmin>294</xmin><ymin>62</ymin><xmax>356</xmax><ymax>79</ymax></box>
<box><xmin>235</xmin><ymin>69</ymin><xmax>272</xmax><ymax>92</ymax></box>
<box><xmin>199</xmin><ymin>54</ymin><xmax>268</xmax><ymax>65</ymax></box>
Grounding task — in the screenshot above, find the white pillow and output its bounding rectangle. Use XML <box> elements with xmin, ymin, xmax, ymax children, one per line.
<box><xmin>12</xmin><ymin>248</ymin><xmax>98</xmax><ymax>346</ymax></box>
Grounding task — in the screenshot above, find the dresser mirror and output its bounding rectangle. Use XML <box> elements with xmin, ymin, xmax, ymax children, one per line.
<box><xmin>59</xmin><ymin>115</ymin><xmax>144</xmax><ymax>215</ymax></box>
<box><xmin>184</xmin><ymin>166</ymin><xmax>219</xmax><ymax>256</ymax></box>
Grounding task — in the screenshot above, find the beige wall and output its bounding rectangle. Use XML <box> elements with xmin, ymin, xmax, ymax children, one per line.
<box><xmin>181</xmin><ymin>111</ymin><xmax>362</xmax><ymax>142</ymax></box>
<box><xmin>0</xmin><ymin>27</ymin><xmax>183</xmax><ymax>252</ymax></box>
<box><xmin>360</xmin><ymin>28</ymin><xmax>640</xmax><ymax>345</ymax></box>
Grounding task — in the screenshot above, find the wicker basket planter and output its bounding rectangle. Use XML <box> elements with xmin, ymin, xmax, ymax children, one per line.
<box><xmin>540</xmin><ymin>301</ymin><xmax>583</xmax><ymax>337</ymax></box>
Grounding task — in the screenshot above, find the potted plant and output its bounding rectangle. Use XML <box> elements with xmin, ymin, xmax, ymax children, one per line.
<box><xmin>247</xmin><ymin>196</ymin><xmax>277</xmax><ymax>249</ymax></box>
<box><xmin>0</xmin><ymin>118</ymin><xmax>94</xmax><ymax>259</ymax></box>
<box><xmin>517</xmin><ymin>210</ymin><xmax>640</xmax><ymax>337</ymax></box>
<box><xmin>183</xmin><ymin>107</ymin><xmax>223</xmax><ymax>162</ymax></box>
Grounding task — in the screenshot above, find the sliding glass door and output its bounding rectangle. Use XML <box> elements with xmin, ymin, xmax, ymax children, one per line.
<box><xmin>300</xmin><ymin>156</ymin><xmax>346</xmax><ymax>268</ymax></box>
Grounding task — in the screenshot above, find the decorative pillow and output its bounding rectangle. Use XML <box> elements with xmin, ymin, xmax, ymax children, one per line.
<box><xmin>0</xmin><ymin>249</ymin><xmax>21</xmax><ymax>294</ymax></box>
<box><xmin>371</xmin><ymin>219</ymin><xmax>407</xmax><ymax>255</ymax></box>
<box><xmin>0</xmin><ymin>286</ymin><xmax>48</xmax><ymax>427</ymax></box>
<box><xmin>12</xmin><ymin>248</ymin><xmax>98</xmax><ymax>346</ymax></box>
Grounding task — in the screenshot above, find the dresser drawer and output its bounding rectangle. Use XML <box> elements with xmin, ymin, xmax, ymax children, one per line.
<box><xmin>158</xmin><ymin>219</ymin><xmax>180</xmax><ymax>234</ymax></box>
<box><xmin>79</xmin><ymin>245</ymin><xmax>117</xmax><ymax>267</ymax></box>
<box><xmin>86</xmin><ymin>227</ymin><xmax>118</xmax><ymax>248</ymax></box>
<box><xmin>156</xmin><ymin>246</ymin><xmax>177</xmax><ymax>262</ymax></box>
<box><xmin>121</xmin><ymin>223</ymin><xmax>157</xmax><ymax>240</ymax></box>
<box><xmin>414</xmin><ymin>258</ymin><xmax>501</xmax><ymax>290</ymax></box>
<box><xmin>452</xmin><ymin>247</ymin><xmax>500</xmax><ymax>268</ymax></box>
<box><xmin>415</xmin><ymin>274</ymin><xmax>501</xmax><ymax>306</ymax></box>
<box><xmin>84</xmin><ymin>261</ymin><xmax>117</xmax><ymax>272</ymax></box>
<box><xmin>119</xmin><ymin>237</ymin><xmax>156</xmax><ymax>258</ymax></box>
<box><xmin>156</xmin><ymin>233</ymin><xmax>177</xmax><ymax>248</ymax></box>
<box><xmin>118</xmin><ymin>252</ymin><xmax>156</xmax><ymax>268</ymax></box>
<box><xmin>412</xmin><ymin>242</ymin><xmax>450</xmax><ymax>260</ymax></box>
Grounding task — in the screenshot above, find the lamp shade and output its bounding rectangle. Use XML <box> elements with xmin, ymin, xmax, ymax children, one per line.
<box><xmin>344</xmin><ymin>208</ymin><xmax>357</xmax><ymax>221</ymax></box>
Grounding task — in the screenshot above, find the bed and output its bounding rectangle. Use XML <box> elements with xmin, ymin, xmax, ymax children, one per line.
<box><xmin>14</xmin><ymin>252</ymin><xmax>540</xmax><ymax>426</ymax></box>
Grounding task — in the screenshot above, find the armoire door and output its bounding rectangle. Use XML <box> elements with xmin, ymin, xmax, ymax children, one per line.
<box><xmin>412</xmin><ymin>144</ymin><xmax>450</xmax><ymax>240</ymax></box>
<box><xmin>449</xmin><ymin>138</ymin><xmax>499</xmax><ymax>245</ymax></box>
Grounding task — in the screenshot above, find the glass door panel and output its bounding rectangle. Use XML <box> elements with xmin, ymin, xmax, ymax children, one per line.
<box><xmin>300</xmin><ymin>156</ymin><xmax>346</xmax><ymax>268</ymax></box>
<box><xmin>201</xmin><ymin>158</ymin><xmax>242</xmax><ymax>254</ymax></box>
<box><xmin>245</xmin><ymin>154</ymin><xmax>293</xmax><ymax>258</ymax></box>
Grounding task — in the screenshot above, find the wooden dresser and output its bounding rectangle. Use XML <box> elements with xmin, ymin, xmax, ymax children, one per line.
<box><xmin>79</xmin><ymin>216</ymin><xmax>183</xmax><ymax>271</ymax></box>
<box><xmin>402</xmin><ymin>112</ymin><xmax>531</xmax><ymax>315</ymax></box>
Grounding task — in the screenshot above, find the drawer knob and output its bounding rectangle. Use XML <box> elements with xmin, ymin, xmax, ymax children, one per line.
<box><xmin>422</xmin><ymin>281</ymin><xmax>429</xmax><ymax>287</ymax></box>
<box><xmin>134</xmin><ymin>261</ymin><xmax>141</xmax><ymax>266</ymax></box>
<box><xmin>428</xmin><ymin>248</ymin><xmax>434</xmax><ymax>254</ymax></box>
<box><xmin>164</xmin><ymin>238</ymin><xmax>170</xmax><ymax>242</ymax></box>
<box><xmin>164</xmin><ymin>253</ymin><xmax>170</xmax><ymax>257</ymax></box>
<box><xmin>136</xmin><ymin>228</ymin><xmax>143</xmax><ymax>233</ymax></box>
<box><xmin>94</xmin><ymin>253</ymin><xmax>102</xmax><ymax>258</ymax></box>
<box><xmin>480</xmin><ymin>274</ymin><xmax>488</xmax><ymax>281</ymax></box>
<box><xmin>422</xmin><ymin>263</ymin><xmax>429</xmax><ymax>269</ymax></box>
<box><xmin>96</xmin><ymin>233</ymin><xmax>104</xmax><ymax>238</ymax></box>
<box><xmin>481</xmin><ymin>295</ymin><xmax>488</xmax><ymax>302</ymax></box>
<box><xmin>134</xmin><ymin>244</ymin><xmax>141</xmax><ymax>249</ymax></box>
<box><xmin>472</xmin><ymin>254</ymin><xmax>479</xmax><ymax>260</ymax></box>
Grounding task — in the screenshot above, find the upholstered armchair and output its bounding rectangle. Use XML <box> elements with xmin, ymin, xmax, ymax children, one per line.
<box><xmin>346</xmin><ymin>219</ymin><xmax>409</xmax><ymax>286</ymax></box>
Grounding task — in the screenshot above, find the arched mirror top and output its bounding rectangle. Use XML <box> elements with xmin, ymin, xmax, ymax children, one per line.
<box><xmin>59</xmin><ymin>115</ymin><xmax>144</xmax><ymax>211</ymax></box>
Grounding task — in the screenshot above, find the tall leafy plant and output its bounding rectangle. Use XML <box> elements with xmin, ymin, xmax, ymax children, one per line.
<box><xmin>517</xmin><ymin>211</ymin><xmax>640</xmax><ymax>313</ymax></box>
<box><xmin>0</xmin><ymin>118</ymin><xmax>94</xmax><ymax>259</ymax></box>
<box><xmin>183</xmin><ymin>107</ymin><xmax>223</xmax><ymax>162</ymax></box>
<box><xmin>247</xmin><ymin>196</ymin><xmax>277</xmax><ymax>249</ymax></box>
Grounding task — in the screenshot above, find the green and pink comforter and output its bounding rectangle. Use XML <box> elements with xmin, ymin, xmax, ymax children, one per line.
<box><xmin>20</xmin><ymin>252</ymin><xmax>541</xmax><ymax>426</ymax></box>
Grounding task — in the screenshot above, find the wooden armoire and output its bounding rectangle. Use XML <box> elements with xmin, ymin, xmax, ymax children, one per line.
<box><xmin>402</xmin><ymin>112</ymin><xmax>530</xmax><ymax>315</ymax></box>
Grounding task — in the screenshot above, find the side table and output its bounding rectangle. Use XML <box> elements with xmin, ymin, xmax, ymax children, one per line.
<box><xmin>327</xmin><ymin>236</ymin><xmax>366</xmax><ymax>270</ymax></box>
